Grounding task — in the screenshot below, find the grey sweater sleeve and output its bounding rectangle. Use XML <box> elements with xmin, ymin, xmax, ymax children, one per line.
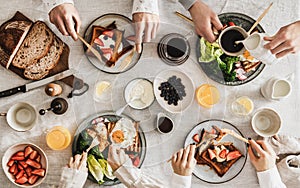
<box><xmin>178</xmin><ymin>0</ymin><xmax>198</xmax><ymax>10</ymax></box>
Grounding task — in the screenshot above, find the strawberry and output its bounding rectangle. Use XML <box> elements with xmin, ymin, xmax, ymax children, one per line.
<box><xmin>17</xmin><ymin>164</ymin><xmax>24</xmax><ymax>171</ymax></box>
<box><xmin>128</xmin><ymin>154</ymin><xmax>136</xmax><ymax>159</ymax></box>
<box><xmin>228</xmin><ymin>21</ymin><xmax>235</xmax><ymax>26</ymax></box>
<box><xmin>24</xmin><ymin>146</ymin><xmax>34</xmax><ymax>158</ymax></box>
<box><xmin>19</xmin><ymin>161</ymin><xmax>28</xmax><ymax>168</ymax></box>
<box><xmin>25</xmin><ymin>159</ymin><xmax>41</xmax><ymax>169</ymax></box>
<box><xmin>31</xmin><ymin>168</ymin><xmax>46</xmax><ymax>177</ymax></box>
<box><xmin>192</xmin><ymin>134</ymin><xmax>200</xmax><ymax>143</ymax></box>
<box><xmin>94</xmin><ymin>38</ymin><xmax>104</xmax><ymax>46</ymax></box>
<box><xmin>210</xmin><ymin>128</ymin><xmax>216</xmax><ymax>134</ymax></box>
<box><xmin>102</xmin><ymin>30</ymin><xmax>114</xmax><ymax>38</ymax></box>
<box><xmin>101</xmin><ymin>48</ymin><xmax>113</xmax><ymax>55</ymax></box>
<box><xmin>226</xmin><ymin>151</ymin><xmax>242</xmax><ymax>161</ymax></box>
<box><xmin>28</xmin><ymin>175</ymin><xmax>39</xmax><ymax>185</ymax></box>
<box><xmin>7</xmin><ymin>160</ymin><xmax>14</xmax><ymax>167</ymax></box>
<box><xmin>15</xmin><ymin>176</ymin><xmax>28</xmax><ymax>184</ymax></box>
<box><xmin>13</xmin><ymin>168</ymin><xmax>19</xmax><ymax>176</ymax></box>
<box><xmin>25</xmin><ymin>167</ymin><xmax>32</xmax><ymax>177</ymax></box>
<box><xmin>133</xmin><ymin>156</ymin><xmax>140</xmax><ymax>167</ymax></box>
<box><xmin>219</xmin><ymin>149</ymin><xmax>227</xmax><ymax>159</ymax></box>
<box><xmin>11</xmin><ymin>156</ymin><xmax>25</xmax><ymax>161</ymax></box>
<box><xmin>15</xmin><ymin>170</ymin><xmax>25</xmax><ymax>180</ymax></box>
<box><xmin>35</xmin><ymin>155</ymin><xmax>41</xmax><ymax>163</ymax></box>
<box><xmin>208</xmin><ymin>149</ymin><xmax>216</xmax><ymax>160</ymax></box>
<box><xmin>9</xmin><ymin>164</ymin><xmax>17</xmax><ymax>174</ymax></box>
<box><xmin>29</xmin><ymin>150</ymin><xmax>38</xmax><ymax>160</ymax></box>
<box><xmin>14</xmin><ymin>151</ymin><xmax>25</xmax><ymax>157</ymax></box>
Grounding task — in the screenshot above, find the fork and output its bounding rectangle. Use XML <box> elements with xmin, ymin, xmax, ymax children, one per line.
<box><xmin>86</xmin><ymin>136</ymin><xmax>100</xmax><ymax>153</ymax></box>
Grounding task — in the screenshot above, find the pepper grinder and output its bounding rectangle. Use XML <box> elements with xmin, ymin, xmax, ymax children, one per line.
<box><xmin>39</xmin><ymin>98</ymin><xmax>68</xmax><ymax>115</ymax></box>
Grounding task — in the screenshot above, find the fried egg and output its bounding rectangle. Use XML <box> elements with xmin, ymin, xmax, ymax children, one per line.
<box><xmin>238</xmin><ymin>50</ymin><xmax>260</xmax><ymax>63</ymax></box>
<box><xmin>109</xmin><ymin>118</ymin><xmax>136</xmax><ymax>148</ymax></box>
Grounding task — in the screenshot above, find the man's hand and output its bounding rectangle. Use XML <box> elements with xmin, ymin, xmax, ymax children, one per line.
<box><xmin>188</xmin><ymin>0</ymin><xmax>222</xmax><ymax>43</ymax></box>
<box><xmin>248</xmin><ymin>139</ymin><xmax>277</xmax><ymax>172</ymax></box>
<box><xmin>171</xmin><ymin>144</ymin><xmax>196</xmax><ymax>176</ymax></box>
<box><xmin>107</xmin><ymin>145</ymin><xmax>130</xmax><ymax>171</ymax></box>
<box><xmin>264</xmin><ymin>21</ymin><xmax>300</xmax><ymax>58</ymax></box>
<box><xmin>49</xmin><ymin>3</ymin><xmax>81</xmax><ymax>40</ymax></box>
<box><xmin>132</xmin><ymin>12</ymin><xmax>159</xmax><ymax>53</ymax></box>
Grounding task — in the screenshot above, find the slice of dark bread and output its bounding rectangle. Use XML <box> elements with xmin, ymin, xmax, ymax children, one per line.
<box><xmin>197</xmin><ymin>143</ymin><xmax>243</xmax><ymax>177</ymax></box>
<box><xmin>12</xmin><ymin>21</ymin><xmax>54</xmax><ymax>69</ymax></box>
<box><xmin>24</xmin><ymin>37</ymin><xmax>64</xmax><ymax>80</ymax></box>
<box><xmin>0</xmin><ymin>20</ymin><xmax>32</xmax><ymax>68</ymax></box>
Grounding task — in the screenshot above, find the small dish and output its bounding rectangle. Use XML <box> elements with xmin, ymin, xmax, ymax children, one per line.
<box><xmin>2</xmin><ymin>142</ymin><xmax>48</xmax><ymax>187</ymax></box>
<box><xmin>156</xmin><ymin>112</ymin><xmax>174</xmax><ymax>134</ymax></box>
<box><xmin>153</xmin><ymin>69</ymin><xmax>194</xmax><ymax>113</ymax></box>
<box><xmin>124</xmin><ymin>78</ymin><xmax>155</xmax><ymax>110</ymax></box>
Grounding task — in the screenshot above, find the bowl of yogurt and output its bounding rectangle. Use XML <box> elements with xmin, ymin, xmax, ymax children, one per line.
<box><xmin>124</xmin><ymin>78</ymin><xmax>155</xmax><ymax>110</ymax></box>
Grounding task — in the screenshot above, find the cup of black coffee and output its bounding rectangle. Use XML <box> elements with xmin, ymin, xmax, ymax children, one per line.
<box><xmin>219</xmin><ymin>26</ymin><xmax>248</xmax><ymax>56</ymax></box>
<box><xmin>156</xmin><ymin>112</ymin><xmax>174</xmax><ymax>134</ymax></box>
<box><xmin>158</xmin><ymin>33</ymin><xmax>190</xmax><ymax>65</ymax></box>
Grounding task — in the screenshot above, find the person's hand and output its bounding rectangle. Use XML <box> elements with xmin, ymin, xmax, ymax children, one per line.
<box><xmin>188</xmin><ymin>0</ymin><xmax>223</xmax><ymax>43</ymax></box>
<box><xmin>132</xmin><ymin>12</ymin><xmax>160</xmax><ymax>53</ymax></box>
<box><xmin>264</xmin><ymin>21</ymin><xmax>300</xmax><ymax>58</ymax></box>
<box><xmin>107</xmin><ymin>145</ymin><xmax>130</xmax><ymax>171</ymax></box>
<box><xmin>171</xmin><ymin>144</ymin><xmax>196</xmax><ymax>176</ymax></box>
<box><xmin>248</xmin><ymin>139</ymin><xmax>277</xmax><ymax>172</ymax></box>
<box><xmin>68</xmin><ymin>152</ymin><xmax>88</xmax><ymax>172</ymax></box>
<box><xmin>49</xmin><ymin>3</ymin><xmax>81</xmax><ymax>40</ymax></box>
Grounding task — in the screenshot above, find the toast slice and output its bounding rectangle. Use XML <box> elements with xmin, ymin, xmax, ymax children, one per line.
<box><xmin>12</xmin><ymin>21</ymin><xmax>54</xmax><ymax>69</ymax></box>
<box><xmin>0</xmin><ymin>20</ymin><xmax>32</xmax><ymax>68</ymax></box>
<box><xmin>23</xmin><ymin>37</ymin><xmax>64</xmax><ymax>80</ymax></box>
<box><xmin>87</xmin><ymin>21</ymin><xmax>134</xmax><ymax>67</ymax></box>
<box><xmin>195</xmin><ymin>143</ymin><xmax>243</xmax><ymax>177</ymax></box>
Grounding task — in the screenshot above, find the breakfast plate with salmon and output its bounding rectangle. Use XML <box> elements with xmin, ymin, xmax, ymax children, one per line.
<box><xmin>72</xmin><ymin>112</ymin><xmax>146</xmax><ymax>185</ymax></box>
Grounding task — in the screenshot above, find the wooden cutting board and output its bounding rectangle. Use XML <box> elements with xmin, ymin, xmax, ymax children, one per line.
<box><xmin>1</xmin><ymin>11</ymin><xmax>84</xmax><ymax>89</ymax></box>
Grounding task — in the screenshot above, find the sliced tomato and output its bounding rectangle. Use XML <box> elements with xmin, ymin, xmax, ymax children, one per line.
<box><xmin>226</xmin><ymin>151</ymin><xmax>242</xmax><ymax>161</ymax></box>
<box><xmin>219</xmin><ymin>149</ymin><xmax>227</xmax><ymax>159</ymax></box>
<box><xmin>94</xmin><ymin>38</ymin><xmax>104</xmax><ymax>46</ymax></box>
<box><xmin>208</xmin><ymin>149</ymin><xmax>216</xmax><ymax>160</ymax></box>
<box><xmin>102</xmin><ymin>30</ymin><xmax>114</xmax><ymax>38</ymax></box>
<box><xmin>31</xmin><ymin>168</ymin><xmax>46</xmax><ymax>177</ymax></box>
<box><xmin>192</xmin><ymin>134</ymin><xmax>200</xmax><ymax>143</ymax></box>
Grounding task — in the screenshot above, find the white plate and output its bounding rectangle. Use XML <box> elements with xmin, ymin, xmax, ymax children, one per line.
<box><xmin>153</xmin><ymin>69</ymin><xmax>194</xmax><ymax>113</ymax></box>
<box><xmin>184</xmin><ymin>119</ymin><xmax>247</xmax><ymax>184</ymax></box>
<box><xmin>2</xmin><ymin>142</ymin><xmax>48</xmax><ymax>187</ymax></box>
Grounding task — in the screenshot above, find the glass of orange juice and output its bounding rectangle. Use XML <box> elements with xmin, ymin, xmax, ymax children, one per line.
<box><xmin>195</xmin><ymin>84</ymin><xmax>220</xmax><ymax>108</ymax></box>
<box><xmin>46</xmin><ymin>126</ymin><xmax>71</xmax><ymax>150</ymax></box>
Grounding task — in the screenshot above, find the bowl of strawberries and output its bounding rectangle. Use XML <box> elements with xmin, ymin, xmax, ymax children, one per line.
<box><xmin>2</xmin><ymin>142</ymin><xmax>48</xmax><ymax>187</ymax></box>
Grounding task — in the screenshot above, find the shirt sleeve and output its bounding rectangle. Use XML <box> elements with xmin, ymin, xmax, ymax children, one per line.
<box><xmin>58</xmin><ymin>167</ymin><xmax>88</xmax><ymax>188</ymax></box>
<box><xmin>114</xmin><ymin>160</ymin><xmax>192</xmax><ymax>188</ymax></box>
<box><xmin>256</xmin><ymin>166</ymin><xmax>287</xmax><ymax>188</ymax></box>
<box><xmin>178</xmin><ymin>0</ymin><xmax>198</xmax><ymax>10</ymax></box>
<box><xmin>42</xmin><ymin>0</ymin><xmax>74</xmax><ymax>13</ymax></box>
<box><xmin>132</xmin><ymin>0</ymin><xmax>159</xmax><ymax>16</ymax></box>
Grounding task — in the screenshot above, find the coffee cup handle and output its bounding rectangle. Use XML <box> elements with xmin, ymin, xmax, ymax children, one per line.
<box><xmin>0</xmin><ymin>112</ymin><xmax>7</xmax><ymax>116</ymax></box>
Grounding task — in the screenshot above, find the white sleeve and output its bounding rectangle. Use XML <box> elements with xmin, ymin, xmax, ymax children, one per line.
<box><xmin>42</xmin><ymin>0</ymin><xmax>74</xmax><ymax>13</ymax></box>
<box><xmin>256</xmin><ymin>166</ymin><xmax>287</xmax><ymax>188</ymax></box>
<box><xmin>114</xmin><ymin>160</ymin><xmax>192</xmax><ymax>188</ymax></box>
<box><xmin>178</xmin><ymin>0</ymin><xmax>198</xmax><ymax>10</ymax></box>
<box><xmin>132</xmin><ymin>0</ymin><xmax>159</xmax><ymax>16</ymax></box>
<box><xmin>58</xmin><ymin>167</ymin><xmax>88</xmax><ymax>188</ymax></box>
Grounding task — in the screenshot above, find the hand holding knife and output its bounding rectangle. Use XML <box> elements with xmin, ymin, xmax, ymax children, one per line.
<box><xmin>0</xmin><ymin>69</ymin><xmax>75</xmax><ymax>98</ymax></box>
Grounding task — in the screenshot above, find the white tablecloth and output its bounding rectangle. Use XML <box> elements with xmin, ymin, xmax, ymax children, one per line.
<box><xmin>0</xmin><ymin>0</ymin><xmax>299</xmax><ymax>187</ymax></box>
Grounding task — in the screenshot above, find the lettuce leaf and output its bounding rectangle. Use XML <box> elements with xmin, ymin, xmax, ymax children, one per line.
<box><xmin>87</xmin><ymin>155</ymin><xmax>104</xmax><ymax>184</ymax></box>
<box><xmin>98</xmin><ymin>159</ymin><xmax>116</xmax><ymax>180</ymax></box>
<box><xmin>199</xmin><ymin>37</ymin><xmax>223</xmax><ymax>63</ymax></box>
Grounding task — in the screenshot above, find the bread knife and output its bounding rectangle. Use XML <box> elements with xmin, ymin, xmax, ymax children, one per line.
<box><xmin>0</xmin><ymin>69</ymin><xmax>75</xmax><ymax>98</ymax></box>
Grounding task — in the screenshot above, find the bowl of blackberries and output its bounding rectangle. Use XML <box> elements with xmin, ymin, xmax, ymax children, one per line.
<box><xmin>154</xmin><ymin>69</ymin><xmax>194</xmax><ymax>113</ymax></box>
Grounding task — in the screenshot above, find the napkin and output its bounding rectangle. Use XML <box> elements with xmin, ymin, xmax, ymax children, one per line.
<box><xmin>264</xmin><ymin>135</ymin><xmax>300</xmax><ymax>187</ymax></box>
<box><xmin>58</xmin><ymin>167</ymin><xmax>88</xmax><ymax>188</ymax></box>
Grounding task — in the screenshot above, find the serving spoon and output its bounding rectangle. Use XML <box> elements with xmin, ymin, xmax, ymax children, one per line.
<box><xmin>115</xmin><ymin>95</ymin><xmax>141</xmax><ymax>116</ymax></box>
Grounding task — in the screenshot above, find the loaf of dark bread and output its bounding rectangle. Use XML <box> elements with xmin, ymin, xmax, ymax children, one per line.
<box><xmin>0</xmin><ymin>20</ymin><xmax>32</xmax><ymax>68</ymax></box>
<box><xmin>24</xmin><ymin>37</ymin><xmax>64</xmax><ymax>80</ymax></box>
<box><xmin>12</xmin><ymin>21</ymin><xmax>54</xmax><ymax>69</ymax></box>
